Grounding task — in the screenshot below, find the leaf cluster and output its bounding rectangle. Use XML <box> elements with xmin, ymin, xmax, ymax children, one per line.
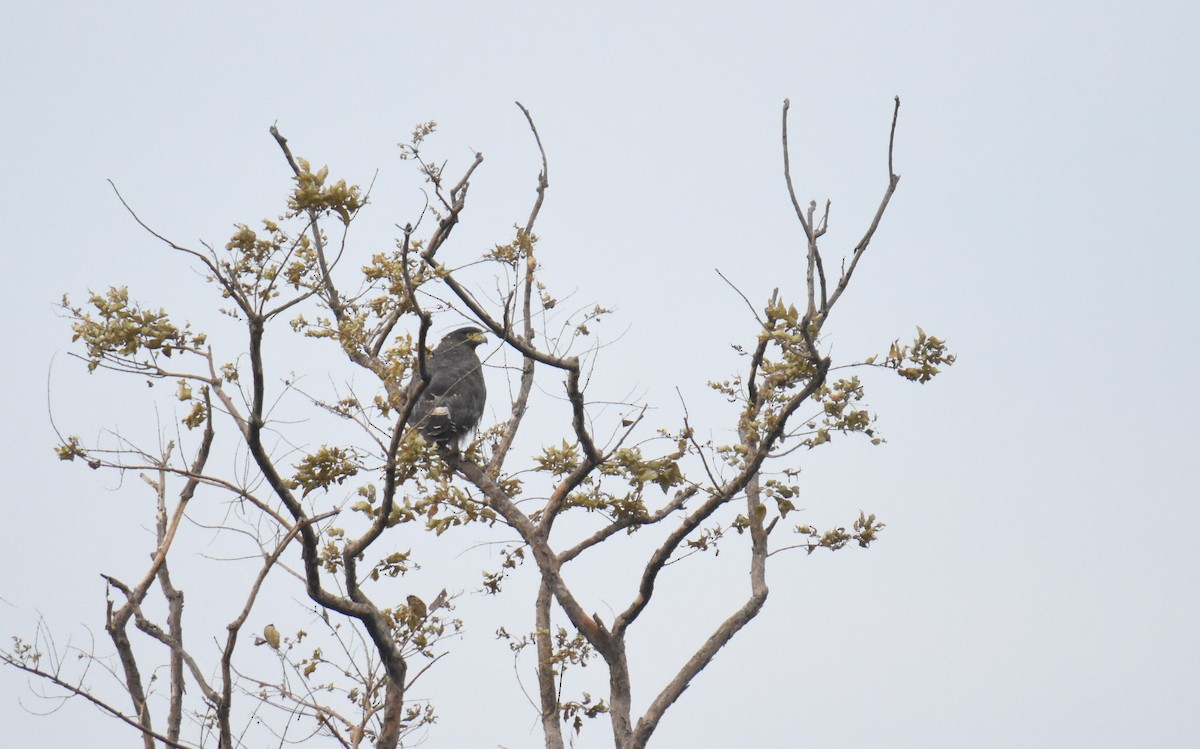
<box><xmin>287</xmin><ymin>158</ymin><xmax>365</xmax><ymax>226</ymax></box>
<box><xmin>794</xmin><ymin>511</ymin><xmax>886</xmax><ymax>553</ymax></box>
<box><xmin>880</xmin><ymin>327</ymin><xmax>956</xmax><ymax>383</ymax></box>
<box><xmin>65</xmin><ymin>287</ymin><xmax>207</xmax><ymax>371</ymax></box>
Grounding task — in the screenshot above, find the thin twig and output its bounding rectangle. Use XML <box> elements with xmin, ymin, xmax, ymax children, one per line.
<box><xmin>714</xmin><ymin>269</ymin><xmax>764</xmax><ymax>326</ymax></box>
<box><xmin>0</xmin><ymin>658</ymin><xmax>200</xmax><ymax>749</ymax></box>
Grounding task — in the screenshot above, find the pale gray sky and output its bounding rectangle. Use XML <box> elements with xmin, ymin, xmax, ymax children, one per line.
<box><xmin>3</xmin><ymin>2</ymin><xmax>1198</xmax><ymax>747</ymax></box>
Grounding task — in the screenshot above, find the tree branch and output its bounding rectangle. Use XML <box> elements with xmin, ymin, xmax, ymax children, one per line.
<box><xmin>823</xmin><ymin>96</ymin><xmax>901</xmax><ymax>314</ymax></box>
<box><xmin>0</xmin><ymin>657</ymin><xmax>200</xmax><ymax>749</ymax></box>
<box><xmin>536</xmin><ymin>580</ymin><xmax>565</xmax><ymax>749</ymax></box>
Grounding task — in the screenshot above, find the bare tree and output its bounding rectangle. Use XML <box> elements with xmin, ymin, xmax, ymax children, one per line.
<box><xmin>4</xmin><ymin>98</ymin><xmax>953</xmax><ymax>748</ymax></box>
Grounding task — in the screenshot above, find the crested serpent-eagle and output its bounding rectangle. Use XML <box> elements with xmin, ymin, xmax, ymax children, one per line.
<box><xmin>411</xmin><ymin>327</ymin><xmax>487</xmax><ymax>447</ymax></box>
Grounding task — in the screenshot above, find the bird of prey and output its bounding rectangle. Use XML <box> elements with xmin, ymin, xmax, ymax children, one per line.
<box><xmin>410</xmin><ymin>327</ymin><xmax>487</xmax><ymax>447</ymax></box>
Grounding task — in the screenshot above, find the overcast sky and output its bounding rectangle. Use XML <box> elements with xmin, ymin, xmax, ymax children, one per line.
<box><xmin>3</xmin><ymin>2</ymin><xmax>1198</xmax><ymax>747</ymax></box>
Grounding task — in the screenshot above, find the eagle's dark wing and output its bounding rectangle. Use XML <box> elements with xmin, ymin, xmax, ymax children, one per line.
<box><xmin>411</xmin><ymin>327</ymin><xmax>486</xmax><ymax>446</ymax></box>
